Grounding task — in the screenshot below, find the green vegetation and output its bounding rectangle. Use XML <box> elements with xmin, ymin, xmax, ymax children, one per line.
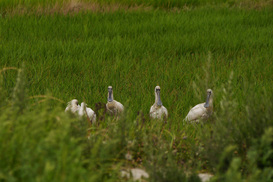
<box><xmin>1</xmin><ymin>0</ymin><xmax>273</xmax><ymax>14</ymax></box>
<box><xmin>0</xmin><ymin>1</ymin><xmax>273</xmax><ymax>181</ymax></box>
<box><xmin>0</xmin><ymin>0</ymin><xmax>248</xmax><ymax>9</ymax></box>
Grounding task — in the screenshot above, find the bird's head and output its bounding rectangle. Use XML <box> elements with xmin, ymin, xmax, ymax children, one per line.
<box><xmin>155</xmin><ymin>86</ymin><xmax>162</xmax><ymax>106</ymax></box>
<box><xmin>108</xmin><ymin>86</ymin><xmax>113</xmax><ymax>102</ymax></box>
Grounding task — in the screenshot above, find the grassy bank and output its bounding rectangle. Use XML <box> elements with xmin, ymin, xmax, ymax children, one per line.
<box><xmin>1</xmin><ymin>0</ymin><xmax>273</xmax><ymax>15</ymax></box>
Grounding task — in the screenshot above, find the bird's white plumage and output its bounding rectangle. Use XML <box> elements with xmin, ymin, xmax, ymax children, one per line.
<box><xmin>149</xmin><ymin>105</ymin><xmax>168</xmax><ymax>120</ymax></box>
<box><xmin>106</xmin><ymin>101</ymin><xmax>124</xmax><ymax>115</ymax></box>
<box><xmin>185</xmin><ymin>103</ymin><xmax>209</xmax><ymax>121</ymax></box>
<box><xmin>149</xmin><ymin>86</ymin><xmax>168</xmax><ymax>121</ymax></box>
<box><xmin>106</xmin><ymin>86</ymin><xmax>124</xmax><ymax>116</ymax></box>
<box><xmin>65</xmin><ymin>99</ymin><xmax>80</xmax><ymax>114</ymax></box>
<box><xmin>78</xmin><ymin>102</ymin><xmax>86</xmax><ymax>117</ymax></box>
<box><xmin>78</xmin><ymin>102</ymin><xmax>96</xmax><ymax>124</ymax></box>
<box><xmin>185</xmin><ymin>89</ymin><xmax>213</xmax><ymax>122</ymax></box>
<box><xmin>86</xmin><ymin>107</ymin><xmax>96</xmax><ymax>124</ymax></box>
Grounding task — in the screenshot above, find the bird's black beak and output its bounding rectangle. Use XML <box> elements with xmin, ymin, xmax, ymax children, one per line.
<box><xmin>156</xmin><ymin>89</ymin><xmax>162</xmax><ymax>106</ymax></box>
<box><xmin>108</xmin><ymin>89</ymin><xmax>113</xmax><ymax>102</ymax></box>
<box><xmin>204</xmin><ymin>92</ymin><xmax>211</xmax><ymax>108</ymax></box>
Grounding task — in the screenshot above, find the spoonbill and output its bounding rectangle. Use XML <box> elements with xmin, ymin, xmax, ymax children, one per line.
<box><xmin>65</xmin><ymin>99</ymin><xmax>80</xmax><ymax>114</ymax></box>
<box><xmin>78</xmin><ymin>102</ymin><xmax>86</xmax><ymax>117</ymax></box>
<box><xmin>185</xmin><ymin>89</ymin><xmax>213</xmax><ymax>122</ymax></box>
<box><xmin>150</xmin><ymin>86</ymin><xmax>168</xmax><ymax>121</ymax></box>
<box><xmin>106</xmin><ymin>86</ymin><xmax>124</xmax><ymax>116</ymax></box>
<box><xmin>78</xmin><ymin>102</ymin><xmax>97</xmax><ymax>124</ymax></box>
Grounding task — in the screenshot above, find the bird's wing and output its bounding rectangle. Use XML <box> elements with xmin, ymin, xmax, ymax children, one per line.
<box><xmin>149</xmin><ymin>105</ymin><xmax>157</xmax><ymax>118</ymax></box>
<box><xmin>86</xmin><ymin>108</ymin><xmax>94</xmax><ymax>117</ymax></box>
<box><xmin>162</xmin><ymin>106</ymin><xmax>168</xmax><ymax>117</ymax></box>
<box><xmin>86</xmin><ymin>107</ymin><xmax>96</xmax><ymax>123</ymax></box>
<box><xmin>116</xmin><ymin>102</ymin><xmax>124</xmax><ymax>113</ymax></box>
<box><xmin>185</xmin><ymin>103</ymin><xmax>206</xmax><ymax>121</ymax></box>
<box><xmin>190</xmin><ymin>103</ymin><xmax>205</xmax><ymax>111</ymax></box>
<box><xmin>149</xmin><ymin>105</ymin><xmax>154</xmax><ymax>114</ymax></box>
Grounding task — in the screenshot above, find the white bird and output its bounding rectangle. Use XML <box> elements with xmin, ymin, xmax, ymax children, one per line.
<box><xmin>78</xmin><ymin>102</ymin><xmax>97</xmax><ymax>124</ymax></box>
<box><xmin>150</xmin><ymin>86</ymin><xmax>168</xmax><ymax>121</ymax></box>
<box><xmin>185</xmin><ymin>89</ymin><xmax>213</xmax><ymax>122</ymax></box>
<box><xmin>65</xmin><ymin>99</ymin><xmax>80</xmax><ymax>114</ymax></box>
<box><xmin>106</xmin><ymin>86</ymin><xmax>124</xmax><ymax>116</ymax></box>
<box><xmin>86</xmin><ymin>106</ymin><xmax>96</xmax><ymax>124</ymax></box>
<box><xmin>78</xmin><ymin>102</ymin><xmax>86</xmax><ymax>117</ymax></box>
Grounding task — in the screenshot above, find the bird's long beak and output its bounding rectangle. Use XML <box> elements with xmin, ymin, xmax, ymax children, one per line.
<box><xmin>204</xmin><ymin>93</ymin><xmax>211</xmax><ymax>108</ymax></box>
<box><xmin>157</xmin><ymin>90</ymin><xmax>162</xmax><ymax>106</ymax></box>
<box><xmin>108</xmin><ymin>89</ymin><xmax>113</xmax><ymax>102</ymax></box>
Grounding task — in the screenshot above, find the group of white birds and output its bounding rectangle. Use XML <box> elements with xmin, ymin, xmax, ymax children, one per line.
<box><xmin>65</xmin><ymin>99</ymin><xmax>97</xmax><ymax>124</ymax></box>
<box><xmin>65</xmin><ymin>85</ymin><xmax>214</xmax><ymax>123</ymax></box>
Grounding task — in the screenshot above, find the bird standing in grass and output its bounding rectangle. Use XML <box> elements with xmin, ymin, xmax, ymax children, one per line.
<box><xmin>65</xmin><ymin>99</ymin><xmax>80</xmax><ymax>114</ymax></box>
<box><xmin>106</xmin><ymin>86</ymin><xmax>124</xmax><ymax>116</ymax></box>
<box><xmin>185</xmin><ymin>89</ymin><xmax>213</xmax><ymax>122</ymax></box>
<box><xmin>86</xmin><ymin>105</ymin><xmax>96</xmax><ymax>124</ymax></box>
<box><xmin>150</xmin><ymin>86</ymin><xmax>168</xmax><ymax>122</ymax></box>
<box><xmin>78</xmin><ymin>102</ymin><xmax>96</xmax><ymax>124</ymax></box>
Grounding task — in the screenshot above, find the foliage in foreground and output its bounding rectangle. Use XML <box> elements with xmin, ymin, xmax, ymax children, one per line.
<box><xmin>0</xmin><ymin>68</ymin><xmax>201</xmax><ymax>181</ymax></box>
<box><xmin>1</xmin><ymin>2</ymin><xmax>273</xmax><ymax>180</ymax></box>
<box><xmin>0</xmin><ymin>61</ymin><xmax>272</xmax><ymax>181</ymax></box>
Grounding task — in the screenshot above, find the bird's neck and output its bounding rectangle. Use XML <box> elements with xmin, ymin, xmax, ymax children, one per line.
<box><xmin>209</xmin><ymin>97</ymin><xmax>213</xmax><ymax>106</ymax></box>
<box><xmin>155</xmin><ymin>93</ymin><xmax>158</xmax><ymax>103</ymax></box>
<box><xmin>207</xmin><ymin>98</ymin><xmax>213</xmax><ymax>111</ymax></box>
<box><xmin>109</xmin><ymin>93</ymin><xmax>114</xmax><ymax>100</ymax></box>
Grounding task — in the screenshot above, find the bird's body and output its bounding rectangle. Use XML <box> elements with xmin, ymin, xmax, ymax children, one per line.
<box><xmin>185</xmin><ymin>103</ymin><xmax>212</xmax><ymax>122</ymax></box>
<box><xmin>106</xmin><ymin>100</ymin><xmax>124</xmax><ymax>115</ymax></box>
<box><xmin>78</xmin><ymin>102</ymin><xmax>86</xmax><ymax>117</ymax></box>
<box><xmin>185</xmin><ymin>89</ymin><xmax>213</xmax><ymax>122</ymax></box>
<box><xmin>86</xmin><ymin>107</ymin><xmax>96</xmax><ymax>124</ymax></box>
<box><xmin>150</xmin><ymin>105</ymin><xmax>168</xmax><ymax>120</ymax></box>
<box><xmin>106</xmin><ymin>86</ymin><xmax>124</xmax><ymax>116</ymax></box>
<box><xmin>65</xmin><ymin>99</ymin><xmax>80</xmax><ymax>114</ymax></box>
<box><xmin>78</xmin><ymin>102</ymin><xmax>97</xmax><ymax>124</ymax></box>
<box><xmin>150</xmin><ymin>86</ymin><xmax>168</xmax><ymax>121</ymax></box>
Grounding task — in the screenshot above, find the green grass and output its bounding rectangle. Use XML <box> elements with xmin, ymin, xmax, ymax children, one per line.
<box><xmin>0</xmin><ymin>3</ymin><xmax>273</xmax><ymax>181</ymax></box>
<box><xmin>1</xmin><ymin>9</ymin><xmax>273</xmax><ymax>116</ymax></box>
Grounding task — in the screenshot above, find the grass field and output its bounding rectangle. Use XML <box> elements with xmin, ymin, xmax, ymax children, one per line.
<box><xmin>1</xmin><ymin>1</ymin><xmax>273</xmax><ymax>181</ymax></box>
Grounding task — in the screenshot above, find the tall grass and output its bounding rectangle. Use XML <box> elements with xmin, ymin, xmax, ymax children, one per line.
<box><xmin>0</xmin><ymin>4</ymin><xmax>273</xmax><ymax>181</ymax></box>
<box><xmin>1</xmin><ymin>64</ymin><xmax>272</xmax><ymax>181</ymax></box>
<box><xmin>0</xmin><ymin>68</ymin><xmax>203</xmax><ymax>181</ymax></box>
<box><xmin>1</xmin><ymin>9</ymin><xmax>273</xmax><ymax>115</ymax></box>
